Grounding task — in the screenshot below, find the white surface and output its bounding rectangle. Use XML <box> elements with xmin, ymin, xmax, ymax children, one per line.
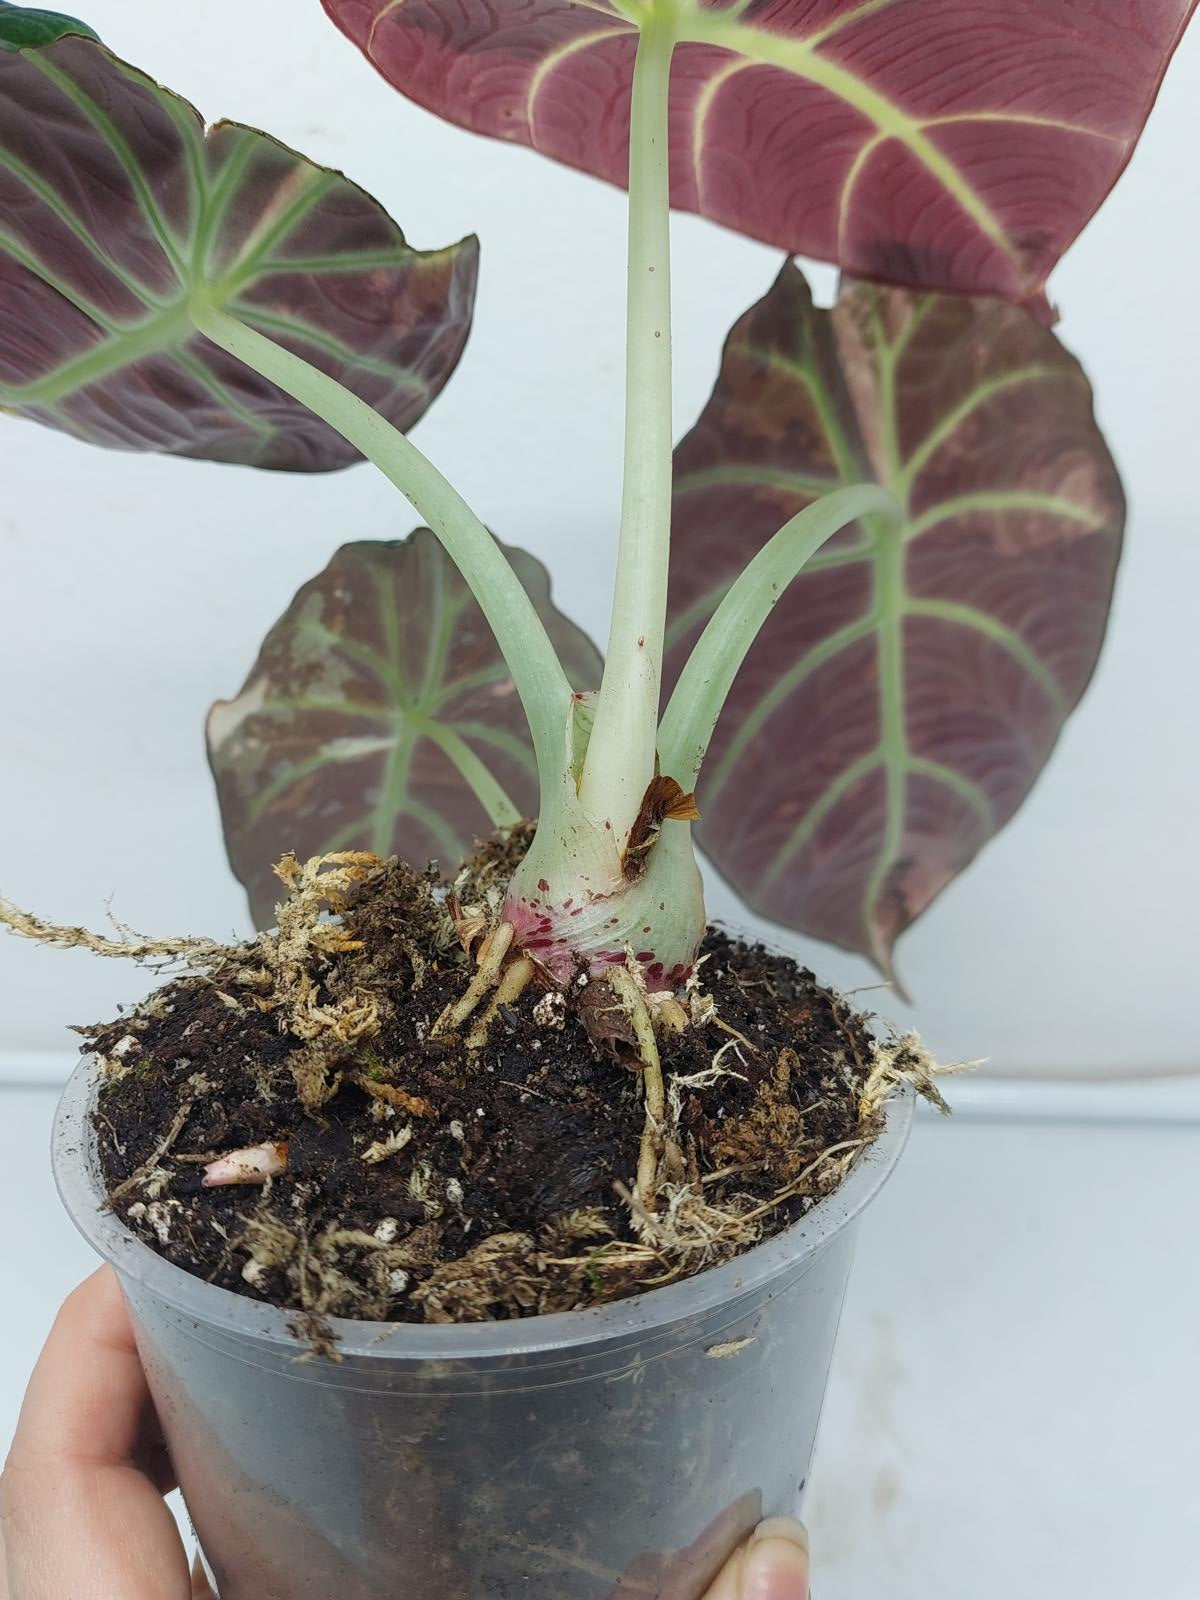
<box><xmin>2</xmin><ymin>0</ymin><xmax>1200</xmax><ymax>1073</ymax></box>
<box><xmin>810</xmin><ymin>1109</ymin><xmax>1200</xmax><ymax>1597</ymax></box>
<box><xmin>3</xmin><ymin>1085</ymin><xmax>1196</xmax><ymax>1598</ymax></box>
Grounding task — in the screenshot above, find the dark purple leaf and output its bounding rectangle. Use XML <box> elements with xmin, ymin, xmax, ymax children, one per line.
<box><xmin>665</xmin><ymin>263</ymin><xmax>1124</xmax><ymax>973</ymax></box>
<box><xmin>0</xmin><ymin>29</ymin><xmax>477</xmax><ymax>468</ymax></box>
<box><xmin>322</xmin><ymin>0</ymin><xmax>1193</xmax><ymax>305</ymax></box>
<box><xmin>209</xmin><ymin>530</ymin><xmax>602</xmax><ymax>927</ymax></box>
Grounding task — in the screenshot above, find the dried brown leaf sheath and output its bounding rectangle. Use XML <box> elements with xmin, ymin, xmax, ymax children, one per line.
<box><xmin>622</xmin><ymin>777</ymin><xmax>701</xmax><ymax>881</ymax></box>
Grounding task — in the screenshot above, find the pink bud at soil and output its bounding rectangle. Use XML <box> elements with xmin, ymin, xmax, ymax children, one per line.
<box><xmin>202</xmin><ymin>1140</ymin><xmax>289</xmax><ymax>1188</ymax></box>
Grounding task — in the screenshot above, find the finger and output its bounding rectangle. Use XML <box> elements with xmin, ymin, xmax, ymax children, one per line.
<box><xmin>190</xmin><ymin>1552</ymin><xmax>217</xmax><ymax>1599</ymax></box>
<box><xmin>8</xmin><ymin>1267</ymin><xmax>175</xmax><ymax>1492</ymax></box>
<box><xmin>701</xmin><ymin>1519</ymin><xmax>810</xmax><ymax>1600</ymax></box>
<box><xmin>1</xmin><ymin>1268</ymin><xmax>192</xmax><ymax>1600</ymax></box>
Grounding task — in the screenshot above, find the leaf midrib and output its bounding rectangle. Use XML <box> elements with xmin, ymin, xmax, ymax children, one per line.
<box><xmin>5</xmin><ymin>298</ymin><xmax>193</xmax><ymax>405</ymax></box>
<box><xmin>0</xmin><ymin>39</ymin><xmax>428</xmax><ymax>418</ymax></box>
<box><xmin>482</xmin><ymin>0</ymin><xmax>1118</xmax><ymax>294</ymax></box>
<box><xmin>696</xmin><ymin>284</ymin><xmax>1100</xmax><ymax>955</ymax></box>
<box><xmin>680</xmin><ymin>11</ymin><xmax>1019</xmax><ymax>273</ymax></box>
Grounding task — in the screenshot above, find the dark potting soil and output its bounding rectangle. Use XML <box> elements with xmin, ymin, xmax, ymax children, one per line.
<box><xmin>83</xmin><ymin>843</ymin><xmax>919</xmax><ymax>1333</ymax></box>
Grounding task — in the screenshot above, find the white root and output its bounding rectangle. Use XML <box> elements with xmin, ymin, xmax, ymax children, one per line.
<box><xmin>202</xmin><ymin>1140</ymin><xmax>289</xmax><ymax>1188</ymax></box>
<box><xmin>431</xmin><ymin>920</ymin><xmax>516</xmax><ymax>1037</ymax></box>
<box><xmin>651</xmin><ymin>995</ymin><xmax>690</xmax><ymax>1035</ymax></box>
<box><xmin>607</xmin><ymin>964</ymin><xmax>666</xmax><ymax>1215</ymax></box>
<box><xmin>465</xmin><ymin>955</ymin><xmax>536</xmax><ymax>1049</ymax></box>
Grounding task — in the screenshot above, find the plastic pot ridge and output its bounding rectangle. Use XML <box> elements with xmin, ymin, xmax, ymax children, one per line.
<box><xmin>53</xmin><ymin>1056</ymin><xmax>911</xmax><ymax>1599</ymax></box>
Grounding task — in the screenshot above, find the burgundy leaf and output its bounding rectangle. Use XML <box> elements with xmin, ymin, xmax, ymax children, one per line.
<box><xmin>0</xmin><ymin>30</ymin><xmax>477</xmax><ymax>468</ymax></box>
<box><xmin>665</xmin><ymin>263</ymin><xmax>1123</xmax><ymax>974</ymax></box>
<box><xmin>208</xmin><ymin>530</ymin><xmax>601</xmax><ymax>927</ymax></box>
<box><xmin>322</xmin><ymin>0</ymin><xmax>1193</xmax><ymax>305</ymax></box>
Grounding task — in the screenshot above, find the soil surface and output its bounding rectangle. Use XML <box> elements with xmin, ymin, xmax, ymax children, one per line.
<box><xmin>83</xmin><ymin>839</ymin><xmax>921</xmax><ymax>1334</ymax></box>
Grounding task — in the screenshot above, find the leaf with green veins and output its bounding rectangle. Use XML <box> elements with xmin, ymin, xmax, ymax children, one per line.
<box><xmin>208</xmin><ymin>530</ymin><xmax>603</xmax><ymax>928</ymax></box>
<box><xmin>321</xmin><ymin>0</ymin><xmax>1193</xmax><ymax>307</ymax></box>
<box><xmin>0</xmin><ymin>28</ymin><xmax>476</xmax><ymax>468</ymax></box>
<box><xmin>664</xmin><ymin>263</ymin><xmax>1123</xmax><ymax>977</ymax></box>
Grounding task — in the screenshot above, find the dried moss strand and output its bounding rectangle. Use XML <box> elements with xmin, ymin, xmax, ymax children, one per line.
<box><xmin>0</xmin><ymin>897</ymin><xmax>235</xmax><ymax>969</ymax></box>
<box><xmin>738</xmin><ymin>1137</ymin><xmax>870</xmax><ymax>1227</ymax></box>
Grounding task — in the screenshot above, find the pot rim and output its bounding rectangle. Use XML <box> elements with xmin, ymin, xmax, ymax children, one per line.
<box><xmin>53</xmin><ymin>1054</ymin><xmax>912</xmax><ymax>1360</ymax></box>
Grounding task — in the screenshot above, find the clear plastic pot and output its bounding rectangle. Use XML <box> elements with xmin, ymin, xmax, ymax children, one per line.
<box><xmin>53</xmin><ymin>1058</ymin><xmax>911</xmax><ymax>1600</ymax></box>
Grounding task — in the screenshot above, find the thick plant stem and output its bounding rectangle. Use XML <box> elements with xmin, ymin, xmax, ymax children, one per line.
<box><xmin>190</xmin><ymin>301</ymin><xmax>573</xmax><ymax>800</ymax></box>
<box><xmin>658</xmin><ymin>485</ymin><xmax>900</xmax><ymax>787</ymax></box>
<box><xmin>578</xmin><ymin>16</ymin><xmax>677</xmax><ymax>843</ymax></box>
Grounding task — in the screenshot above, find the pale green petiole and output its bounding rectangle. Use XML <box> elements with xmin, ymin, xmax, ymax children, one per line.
<box><xmin>412</xmin><ymin>717</ymin><xmax>522</xmax><ymax>829</ymax></box>
<box><xmin>659</xmin><ymin>486</ymin><xmax>900</xmax><ymax>788</ymax></box>
<box><xmin>189</xmin><ymin>299</ymin><xmax>574</xmax><ymax>811</ymax></box>
<box><xmin>577</xmin><ymin>13</ymin><xmax>677</xmax><ymax>844</ymax></box>
<box><xmin>196</xmin><ymin>19</ymin><xmax>895</xmax><ymax>985</ymax></box>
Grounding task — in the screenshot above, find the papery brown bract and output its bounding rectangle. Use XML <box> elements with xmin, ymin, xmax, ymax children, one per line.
<box><xmin>665</xmin><ymin>264</ymin><xmax>1124</xmax><ymax>974</ymax></box>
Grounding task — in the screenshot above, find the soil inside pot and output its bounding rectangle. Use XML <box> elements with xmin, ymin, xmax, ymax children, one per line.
<box><xmin>80</xmin><ymin>834</ymin><xmax>935</xmax><ymax>1336</ymax></box>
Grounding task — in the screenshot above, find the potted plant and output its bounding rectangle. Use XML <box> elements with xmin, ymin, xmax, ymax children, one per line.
<box><xmin>1</xmin><ymin>1</ymin><xmax>1192</xmax><ymax>1595</ymax></box>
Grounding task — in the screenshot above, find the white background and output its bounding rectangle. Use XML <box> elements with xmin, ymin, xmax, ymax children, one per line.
<box><xmin>1</xmin><ymin>0</ymin><xmax>1198</xmax><ymax>1075</ymax></box>
<box><xmin>1</xmin><ymin>6</ymin><xmax>1199</xmax><ymax>1598</ymax></box>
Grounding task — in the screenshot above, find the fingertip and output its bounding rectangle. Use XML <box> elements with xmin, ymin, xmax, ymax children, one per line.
<box><xmin>55</xmin><ymin>1266</ymin><xmax>130</xmax><ymax>1344</ymax></box>
<box><xmin>741</xmin><ymin>1522</ymin><xmax>810</xmax><ymax>1600</ymax></box>
<box><xmin>13</xmin><ymin>1267</ymin><xmax>144</xmax><ymax>1470</ymax></box>
<box><xmin>700</xmin><ymin>1519</ymin><xmax>810</xmax><ymax>1600</ymax></box>
<box><xmin>749</xmin><ymin>1518</ymin><xmax>808</xmax><ymax>1555</ymax></box>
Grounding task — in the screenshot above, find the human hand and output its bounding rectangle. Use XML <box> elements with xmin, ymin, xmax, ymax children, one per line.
<box><xmin>0</xmin><ymin>1268</ymin><xmax>213</xmax><ymax>1599</ymax></box>
<box><xmin>1</xmin><ymin>1271</ymin><xmax>811</xmax><ymax>1600</ymax></box>
<box><xmin>697</xmin><ymin>1520</ymin><xmax>809</xmax><ymax>1600</ymax></box>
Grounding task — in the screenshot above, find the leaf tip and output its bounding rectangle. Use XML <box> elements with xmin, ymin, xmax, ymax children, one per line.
<box><xmin>869</xmin><ymin>928</ymin><xmax>913</xmax><ymax>1007</ymax></box>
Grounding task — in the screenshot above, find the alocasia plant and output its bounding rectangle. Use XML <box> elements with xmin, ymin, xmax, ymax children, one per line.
<box><xmin>0</xmin><ymin>0</ymin><xmax>1191</xmax><ymax>1007</ymax></box>
<box><xmin>208</xmin><ymin>532</ymin><xmax>602</xmax><ymax>927</ymax></box>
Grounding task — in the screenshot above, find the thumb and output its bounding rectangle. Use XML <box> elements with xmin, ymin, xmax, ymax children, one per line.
<box><xmin>190</xmin><ymin>1553</ymin><xmax>217</xmax><ymax>1599</ymax></box>
<box><xmin>702</xmin><ymin>1518</ymin><xmax>810</xmax><ymax>1600</ymax></box>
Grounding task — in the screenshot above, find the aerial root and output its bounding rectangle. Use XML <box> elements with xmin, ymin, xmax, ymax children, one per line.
<box><xmin>652</xmin><ymin>995</ymin><xmax>690</xmax><ymax>1035</ymax></box>
<box><xmin>431</xmin><ymin>920</ymin><xmax>516</xmax><ymax>1038</ymax></box>
<box><xmin>606</xmin><ymin>964</ymin><xmax>666</xmax><ymax>1218</ymax></box>
<box><xmin>465</xmin><ymin>955</ymin><xmax>536</xmax><ymax>1050</ymax></box>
